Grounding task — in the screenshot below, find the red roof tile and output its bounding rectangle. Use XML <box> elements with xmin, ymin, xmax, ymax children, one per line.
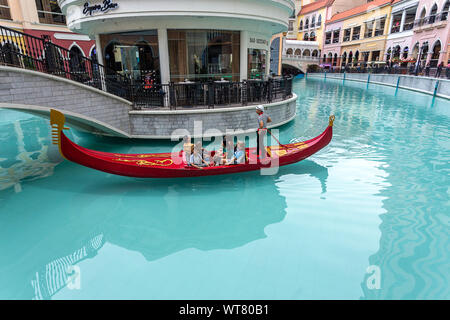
<box><xmin>298</xmin><ymin>0</ymin><xmax>333</xmax><ymax>16</ymax></box>
<box><xmin>327</xmin><ymin>0</ymin><xmax>393</xmax><ymax>23</ymax></box>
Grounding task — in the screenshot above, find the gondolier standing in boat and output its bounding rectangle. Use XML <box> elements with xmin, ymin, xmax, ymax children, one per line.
<box><xmin>255</xmin><ymin>105</ymin><xmax>272</xmax><ymax>159</ymax></box>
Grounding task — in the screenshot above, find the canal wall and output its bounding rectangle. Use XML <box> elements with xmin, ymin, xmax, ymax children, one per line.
<box><xmin>129</xmin><ymin>95</ymin><xmax>297</xmax><ymax>139</ymax></box>
<box><xmin>0</xmin><ymin>66</ymin><xmax>298</xmax><ymax>139</ymax></box>
<box><xmin>307</xmin><ymin>73</ymin><xmax>450</xmax><ymax>100</ymax></box>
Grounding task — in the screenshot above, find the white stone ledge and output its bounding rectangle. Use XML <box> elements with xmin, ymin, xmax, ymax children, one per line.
<box><xmin>129</xmin><ymin>94</ymin><xmax>297</xmax><ymax>115</ymax></box>
<box><xmin>307</xmin><ymin>74</ymin><xmax>450</xmax><ymax>100</ymax></box>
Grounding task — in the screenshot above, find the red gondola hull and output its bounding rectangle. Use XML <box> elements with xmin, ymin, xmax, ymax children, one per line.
<box><xmin>51</xmin><ymin>110</ymin><xmax>334</xmax><ymax>178</ymax></box>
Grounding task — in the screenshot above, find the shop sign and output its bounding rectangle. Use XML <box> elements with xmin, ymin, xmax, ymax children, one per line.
<box><xmin>250</xmin><ymin>38</ymin><xmax>269</xmax><ymax>46</ymax></box>
<box><xmin>83</xmin><ymin>0</ymin><xmax>119</xmax><ymax>16</ymax></box>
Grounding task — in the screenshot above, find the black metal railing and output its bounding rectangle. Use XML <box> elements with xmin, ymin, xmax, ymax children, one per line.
<box><xmin>131</xmin><ymin>77</ymin><xmax>293</xmax><ymax>110</ymax></box>
<box><xmin>0</xmin><ymin>25</ymin><xmax>293</xmax><ymax>110</ymax></box>
<box><xmin>0</xmin><ymin>25</ymin><xmax>131</xmax><ymax>100</ymax></box>
<box><xmin>309</xmin><ymin>63</ymin><xmax>450</xmax><ymax>79</ymax></box>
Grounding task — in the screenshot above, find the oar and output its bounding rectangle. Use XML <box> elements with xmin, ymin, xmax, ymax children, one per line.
<box><xmin>266</xmin><ymin>129</ymin><xmax>289</xmax><ymax>149</ymax></box>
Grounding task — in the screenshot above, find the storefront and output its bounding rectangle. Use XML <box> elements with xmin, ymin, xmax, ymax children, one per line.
<box><xmin>58</xmin><ymin>0</ymin><xmax>294</xmax><ymax>83</ymax></box>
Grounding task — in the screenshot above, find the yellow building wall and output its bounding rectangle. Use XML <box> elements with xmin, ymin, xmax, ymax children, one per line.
<box><xmin>296</xmin><ymin>7</ymin><xmax>326</xmax><ymax>50</ymax></box>
<box><xmin>340</xmin><ymin>4</ymin><xmax>393</xmax><ymax>61</ymax></box>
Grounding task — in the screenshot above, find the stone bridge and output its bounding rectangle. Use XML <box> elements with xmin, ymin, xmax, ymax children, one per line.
<box><xmin>0</xmin><ymin>65</ymin><xmax>297</xmax><ymax>139</ymax></box>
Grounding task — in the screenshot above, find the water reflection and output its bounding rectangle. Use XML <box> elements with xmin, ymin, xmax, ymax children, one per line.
<box><xmin>0</xmin><ymin>112</ymin><xmax>62</xmax><ymax>192</ymax></box>
<box><xmin>0</xmin><ymin>110</ymin><xmax>329</xmax><ymax>299</ymax></box>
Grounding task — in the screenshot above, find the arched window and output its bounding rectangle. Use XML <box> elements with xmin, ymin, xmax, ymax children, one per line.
<box><xmin>0</xmin><ymin>42</ymin><xmax>21</xmax><ymax>66</ymax></box>
<box><xmin>443</xmin><ymin>1</ymin><xmax>450</xmax><ymax>21</ymax></box>
<box><xmin>309</xmin><ymin>32</ymin><xmax>316</xmax><ymax>41</ymax></box>
<box><xmin>354</xmin><ymin>51</ymin><xmax>360</xmax><ymax>64</ymax></box>
<box><xmin>323</xmin><ymin>54</ymin><xmax>327</xmax><ymax>63</ymax></box>
<box><xmin>104</xmin><ymin>40</ymin><xmax>121</xmax><ymax>75</ymax></box>
<box><xmin>333</xmin><ymin>53</ymin><xmax>338</xmax><ymax>66</ymax></box>
<box><xmin>348</xmin><ymin>51</ymin><xmax>353</xmax><ymax>65</ymax></box>
<box><xmin>420</xmin><ymin>42</ymin><xmax>429</xmax><ymax>63</ymax></box>
<box><xmin>312</xmin><ymin>50</ymin><xmax>318</xmax><ymax>57</ymax></box>
<box><xmin>317</xmin><ymin>15</ymin><xmax>322</xmax><ymax>27</ymax></box>
<box><xmin>294</xmin><ymin>49</ymin><xmax>302</xmax><ymax>56</ymax></box>
<box><xmin>311</xmin><ymin>16</ymin><xmax>316</xmax><ymax>28</ymax></box>
<box><xmin>299</xmin><ymin>20</ymin><xmax>303</xmax><ymax>30</ymax></box>
<box><xmin>429</xmin><ymin>4</ymin><xmax>438</xmax><ymax>23</ymax></box>
<box><xmin>286</xmin><ymin>48</ymin><xmax>293</xmax><ymax>55</ymax></box>
<box><xmin>419</xmin><ymin>7</ymin><xmax>426</xmax><ymax>25</ymax></box>
<box><xmin>303</xmin><ymin>49</ymin><xmax>311</xmax><ymax>57</ymax></box>
<box><xmin>327</xmin><ymin>52</ymin><xmax>332</xmax><ymax>63</ymax></box>
<box><xmin>411</xmin><ymin>43</ymin><xmax>420</xmax><ymax>60</ymax></box>
<box><xmin>386</xmin><ymin>48</ymin><xmax>392</xmax><ymax>61</ymax></box>
<box><xmin>393</xmin><ymin>45</ymin><xmax>401</xmax><ymax>59</ymax></box>
<box><xmin>431</xmin><ymin>40</ymin><xmax>441</xmax><ymax>67</ymax></box>
<box><xmin>303</xmin><ymin>33</ymin><xmax>309</xmax><ymax>41</ymax></box>
<box><xmin>69</xmin><ymin>45</ymin><xmax>85</xmax><ymax>75</ymax></box>
<box><xmin>305</xmin><ymin>18</ymin><xmax>309</xmax><ymax>29</ymax></box>
<box><xmin>341</xmin><ymin>52</ymin><xmax>347</xmax><ymax>66</ymax></box>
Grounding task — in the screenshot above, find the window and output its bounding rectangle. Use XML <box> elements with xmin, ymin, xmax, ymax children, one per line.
<box><xmin>352</xmin><ymin>26</ymin><xmax>361</xmax><ymax>40</ymax></box>
<box><xmin>343</xmin><ymin>28</ymin><xmax>351</xmax><ymax>42</ymax></box>
<box><xmin>305</xmin><ymin>18</ymin><xmax>309</xmax><ymax>29</ymax></box>
<box><xmin>374</xmin><ymin>18</ymin><xmax>386</xmax><ymax>36</ymax></box>
<box><xmin>404</xmin><ymin>7</ymin><xmax>418</xmax><ymax>30</ymax></box>
<box><xmin>325</xmin><ymin>31</ymin><xmax>332</xmax><ymax>44</ymax></box>
<box><xmin>317</xmin><ymin>15</ymin><xmax>322</xmax><ymax>27</ymax></box>
<box><xmin>35</xmin><ymin>0</ymin><xmax>66</xmax><ymax>25</ymax></box>
<box><xmin>299</xmin><ymin>20</ymin><xmax>303</xmax><ymax>30</ymax></box>
<box><xmin>442</xmin><ymin>1</ymin><xmax>450</xmax><ymax>21</ymax></box>
<box><xmin>311</xmin><ymin>16</ymin><xmax>316</xmax><ymax>28</ymax></box>
<box><xmin>390</xmin><ymin>13</ymin><xmax>402</xmax><ymax>33</ymax></box>
<box><xmin>167</xmin><ymin>30</ymin><xmax>240</xmax><ymax>82</ymax></box>
<box><xmin>429</xmin><ymin>4</ymin><xmax>438</xmax><ymax>24</ymax></box>
<box><xmin>288</xmin><ymin>21</ymin><xmax>294</xmax><ymax>31</ymax></box>
<box><xmin>303</xmin><ymin>33</ymin><xmax>309</xmax><ymax>41</ymax></box>
<box><xmin>309</xmin><ymin>32</ymin><xmax>316</xmax><ymax>41</ymax></box>
<box><xmin>364</xmin><ymin>21</ymin><xmax>374</xmax><ymax>38</ymax></box>
<box><xmin>332</xmin><ymin>29</ymin><xmax>340</xmax><ymax>43</ymax></box>
<box><xmin>0</xmin><ymin>0</ymin><xmax>11</xmax><ymax>20</ymax></box>
<box><xmin>101</xmin><ymin>30</ymin><xmax>161</xmax><ymax>82</ymax></box>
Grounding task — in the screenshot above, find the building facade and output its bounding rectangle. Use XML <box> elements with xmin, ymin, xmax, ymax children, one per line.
<box><xmin>0</xmin><ymin>0</ymin><xmax>96</xmax><ymax>59</ymax></box>
<box><xmin>58</xmin><ymin>0</ymin><xmax>295</xmax><ymax>84</ymax></box>
<box><xmin>322</xmin><ymin>0</ymin><xmax>393</xmax><ymax>68</ymax></box>
<box><xmin>410</xmin><ymin>0</ymin><xmax>450</xmax><ymax>67</ymax></box>
<box><xmin>384</xmin><ymin>0</ymin><xmax>419</xmax><ymax>66</ymax></box>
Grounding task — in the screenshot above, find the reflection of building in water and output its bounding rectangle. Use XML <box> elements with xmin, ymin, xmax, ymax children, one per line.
<box><xmin>0</xmin><ymin>114</ymin><xmax>62</xmax><ymax>193</ymax></box>
<box><xmin>31</xmin><ymin>235</ymin><xmax>104</xmax><ymax>300</ymax></box>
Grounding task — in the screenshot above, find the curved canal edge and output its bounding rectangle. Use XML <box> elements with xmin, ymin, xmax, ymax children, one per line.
<box><xmin>307</xmin><ymin>73</ymin><xmax>450</xmax><ymax>100</ymax></box>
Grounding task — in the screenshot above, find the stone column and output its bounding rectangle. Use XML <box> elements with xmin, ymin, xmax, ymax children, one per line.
<box><xmin>95</xmin><ymin>35</ymin><xmax>106</xmax><ymax>91</ymax></box>
<box><xmin>157</xmin><ymin>28</ymin><xmax>170</xmax><ymax>84</ymax></box>
<box><xmin>388</xmin><ymin>13</ymin><xmax>395</xmax><ymax>34</ymax></box>
<box><xmin>400</xmin><ymin>10</ymin><xmax>407</xmax><ymax>32</ymax></box>
<box><xmin>157</xmin><ymin>28</ymin><xmax>171</xmax><ymax>107</ymax></box>
<box><xmin>240</xmin><ymin>31</ymin><xmax>248</xmax><ymax>81</ymax></box>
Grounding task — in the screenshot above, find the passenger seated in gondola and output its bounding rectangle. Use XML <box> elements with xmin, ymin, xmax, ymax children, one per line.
<box><xmin>226</xmin><ymin>141</ymin><xmax>246</xmax><ymax>165</ymax></box>
<box><xmin>223</xmin><ymin>135</ymin><xmax>236</xmax><ymax>163</ymax></box>
<box><xmin>211</xmin><ymin>148</ymin><xmax>225</xmax><ymax>166</ymax></box>
<box><xmin>183</xmin><ymin>135</ymin><xmax>193</xmax><ymax>164</ymax></box>
<box><xmin>190</xmin><ymin>142</ymin><xmax>209</xmax><ymax>169</ymax></box>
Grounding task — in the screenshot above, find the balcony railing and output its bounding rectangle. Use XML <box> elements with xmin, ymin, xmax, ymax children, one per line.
<box><xmin>132</xmin><ymin>77</ymin><xmax>293</xmax><ymax>110</ymax></box>
<box><xmin>0</xmin><ymin>25</ymin><xmax>131</xmax><ymax>100</ymax></box>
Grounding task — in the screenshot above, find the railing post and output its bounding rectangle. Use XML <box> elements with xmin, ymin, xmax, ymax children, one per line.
<box><xmin>433</xmin><ymin>80</ymin><xmax>440</xmax><ymax>97</ymax></box>
<box><xmin>242</xmin><ymin>80</ymin><xmax>248</xmax><ymax>106</ymax></box>
<box><xmin>267</xmin><ymin>77</ymin><xmax>273</xmax><ymax>103</ymax></box>
<box><xmin>169</xmin><ymin>82</ymin><xmax>176</xmax><ymax>110</ymax></box>
<box><xmin>207</xmin><ymin>80</ymin><xmax>215</xmax><ymax>109</ymax></box>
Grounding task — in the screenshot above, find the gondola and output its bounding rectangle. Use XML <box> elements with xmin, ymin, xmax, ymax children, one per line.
<box><xmin>50</xmin><ymin>109</ymin><xmax>335</xmax><ymax>178</ymax></box>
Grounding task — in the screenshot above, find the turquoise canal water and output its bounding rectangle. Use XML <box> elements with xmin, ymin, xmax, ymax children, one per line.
<box><xmin>0</xmin><ymin>78</ymin><xmax>449</xmax><ymax>300</ymax></box>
